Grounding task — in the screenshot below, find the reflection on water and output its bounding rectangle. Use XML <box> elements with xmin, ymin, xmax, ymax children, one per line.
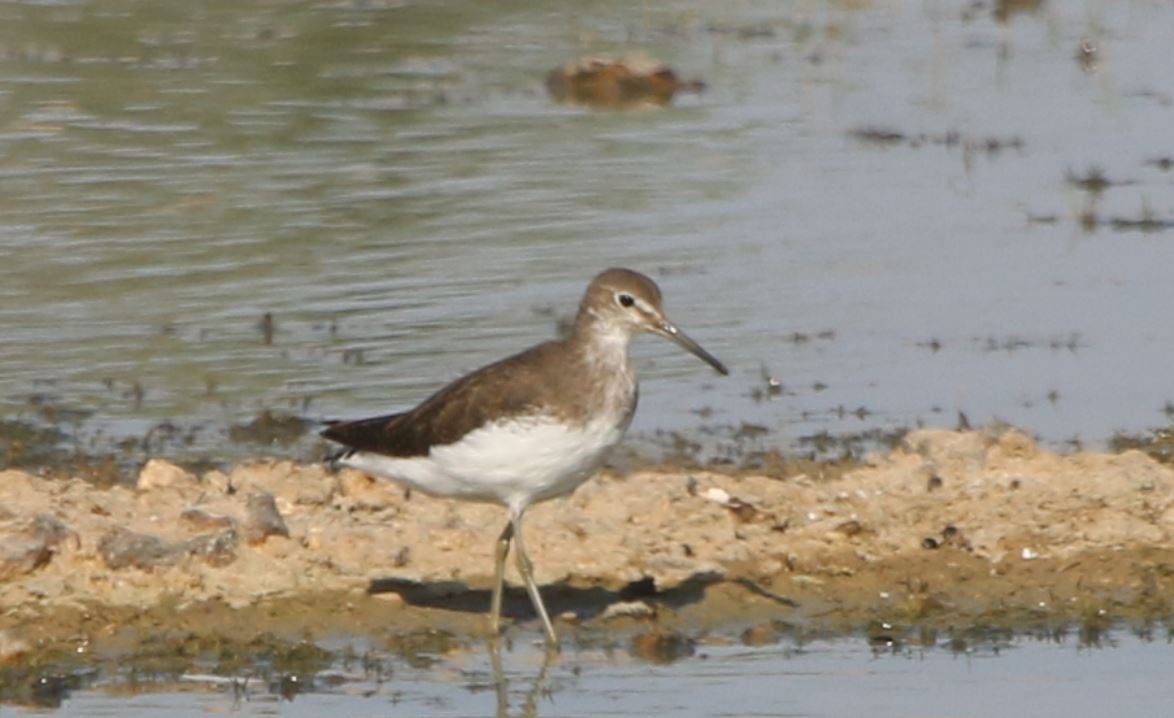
<box><xmin>13</xmin><ymin>627</ymin><xmax>1171</xmax><ymax>717</ymax></box>
<box><xmin>2</xmin><ymin>0</ymin><xmax>1174</xmax><ymax>467</ymax></box>
<box><xmin>489</xmin><ymin>640</ymin><xmax>552</xmax><ymax>718</ymax></box>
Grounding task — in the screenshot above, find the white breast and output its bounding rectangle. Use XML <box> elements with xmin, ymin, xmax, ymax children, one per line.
<box><xmin>340</xmin><ymin>412</ymin><xmax>629</xmax><ymax>513</ymax></box>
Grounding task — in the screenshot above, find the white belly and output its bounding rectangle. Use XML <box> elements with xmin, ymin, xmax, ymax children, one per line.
<box><xmin>340</xmin><ymin>414</ymin><xmax>627</xmax><ymax>513</ymax></box>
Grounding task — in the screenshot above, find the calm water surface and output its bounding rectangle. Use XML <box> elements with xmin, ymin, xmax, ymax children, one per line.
<box><xmin>2</xmin><ymin>0</ymin><xmax>1174</xmax><ymax>462</ymax></box>
<box><xmin>22</xmin><ymin>629</ymin><xmax>1174</xmax><ymax>718</ymax></box>
<box><xmin>3</xmin><ymin>5</ymin><xmax>1171</xmax><ymax>715</ymax></box>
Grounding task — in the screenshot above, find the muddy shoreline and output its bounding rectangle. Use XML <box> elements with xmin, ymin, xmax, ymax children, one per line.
<box><xmin>2</xmin><ymin>427</ymin><xmax>1171</xmax><ymax>667</ymax></box>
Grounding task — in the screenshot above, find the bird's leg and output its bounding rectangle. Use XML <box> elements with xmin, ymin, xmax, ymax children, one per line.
<box><xmin>489</xmin><ymin>521</ymin><xmax>514</xmax><ymax>638</ymax></box>
<box><xmin>510</xmin><ymin>512</ymin><xmax>559</xmax><ymax>647</ymax></box>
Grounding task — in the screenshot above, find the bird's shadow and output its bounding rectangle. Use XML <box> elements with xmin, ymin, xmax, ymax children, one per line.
<box><xmin>367</xmin><ymin>573</ymin><xmax>724</xmax><ymax>621</ymax></box>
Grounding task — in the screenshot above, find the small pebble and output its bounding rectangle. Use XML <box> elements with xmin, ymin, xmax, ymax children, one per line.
<box><xmin>600</xmin><ymin>600</ymin><xmax>656</xmax><ymax>620</ymax></box>
<box><xmin>702</xmin><ymin>487</ymin><xmax>731</xmax><ymax>504</ymax></box>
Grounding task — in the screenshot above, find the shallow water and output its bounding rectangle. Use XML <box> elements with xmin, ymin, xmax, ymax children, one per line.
<box><xmin>2</xmin><ymin>0</ymin><xmax>1174</xmax><ymax>464</ymax></box>
<box><xmin>20</xmin><ymin>628</ymin><xmax>1172</xmax><ymax>718</ymax></box>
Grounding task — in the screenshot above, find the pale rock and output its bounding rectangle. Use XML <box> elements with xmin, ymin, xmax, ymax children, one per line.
<box><xmin>202</xmin><ymin>470</ymin><xmax>231</xmax><ymax>494</ymax></box>
<box><xmin>702</xmin><ymin>487</ymin><xmax>731</xmax><ymax>505</ymax></box>
<box><xmin>371</xmin><ymin>591</ymin><xmax>405</xmax><ymax>607</ymax></box>
<box><xmin>600</xmin><ymin>600</ymin><xmax>655</xmax><ymax>620</ymax></box>
<box><xmin>136</xmin><ymin>459</ymin><xmax>197</xmax><ymax>491</ymax></box>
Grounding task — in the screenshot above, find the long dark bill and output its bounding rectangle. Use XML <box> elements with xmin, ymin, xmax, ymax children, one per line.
<box><xmin>657</xmin><ymin>320</ymin><xmax>729</xmax><ymax>376</ymax></box>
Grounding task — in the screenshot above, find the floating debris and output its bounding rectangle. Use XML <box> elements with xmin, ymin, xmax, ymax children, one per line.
<box><xmin>848</xmin><ymin>127</ymin><xmax>1024</xmax><ymax>155</ymax></box>
<box><xmin>972</xmin><ymin>333</ymin><xmax>1084</xmax><ymax>353</ymax></box>
<box><xmin>993</xmin><ymin>0</ymin><xmax>1044</xmax><ymax>24</ymax></box>
<box><xmin>733</xmin><ymin>421</ymin><xmax>769</xmax><ymax>440</ymax></box>
<box><xmin>917</xmin><ymin>337</ymin><xmax>944</xmax><ymax>353</ymax></box>
<box><xmin>546</xmin><ymin>55</ymin><xmax>704</xmax><ymax>109</ymax></box>
<box><xmin>1076</xmin><ymin>38</ymin><xmax>1099</xmax><ymax>73</ymax></box>
<box><xmin>850</xmin><ymin>127</ymin><xmax>906</xmax><ymax>145</ymax></box>
<box><xmin>796</xmin><ymin>427</ymin><xmax>907</xmax><ymax>461</ymax></box>
<box><xmin>0</xmin><ymin>419</ymin><xmax>64</xmax><ymax>469</ymax></box>
<box><xmin>1064</xmin><ymin>166</ymin><xmax>1116</xmax><ymax>194</ymax></box>
<box><xmin>228</xmin><ymin>410</ymin><xmax>308</xmax><ymax>446</ymax></box>
<box><xmin>258</xmin><ymin>312</ymin><xmax>275</xmax><ymax>346</ymax></box>
<box><xmin>759</xmin><ymin>366</ymin><xmax>783</xmax><ymax>398</ymax></box>
<box><xmin>1078</xmin><ymin>202</ymin><xmax>1174</xmax><ymax>233</ymax></box>
<box><xmin>383</xmin><ymin>629</ymin><xmax>458</xmax><ymax>670</ymax></box>
<box><xmin>1146</xmin><ymin>157</ymin><xmax>1174</xmax><ymax>172</ymax></box>
<box><xmin>1108</xmin><ymin>427</ymin><xmax>1174</xmax><ymax>464</ymax></box>
<box><xmin>704</xmin><ymin>22</ymin><xmax>779</xmax><ymax>40</ymax></box>
<box><xmin>1107</xmin><ymin>212</ymin><xmax>1174</xmax><ymax>233</ymax></box>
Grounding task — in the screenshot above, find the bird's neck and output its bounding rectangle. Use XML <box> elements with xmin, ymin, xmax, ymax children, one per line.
<box><xmin>570</xmin><ymin>313</ymin><xmax>633</xmax><ymax>369</ymax></box>
<box><xmin>564</xmin><ymin>316</ymin><xmax>637</xmax><ymax>427</ymax></box>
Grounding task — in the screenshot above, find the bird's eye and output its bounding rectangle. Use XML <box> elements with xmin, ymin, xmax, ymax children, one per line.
<box><xmin>617</xmin><ymin>293</ymin><xmax>635</xmax><ymax>308</ymax></box>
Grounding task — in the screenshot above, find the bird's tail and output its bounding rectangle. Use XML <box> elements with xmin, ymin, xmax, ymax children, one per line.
<box><xmin>318</xmin><ymin>419</ymin><xmax>355</xmax><ymax>470</ymax></box>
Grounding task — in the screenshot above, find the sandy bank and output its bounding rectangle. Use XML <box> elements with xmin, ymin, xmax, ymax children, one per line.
<box><xmin>1</xmin><ymin>428</ymin><xmax>1171</xmax><ymax>653</ymax></box>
